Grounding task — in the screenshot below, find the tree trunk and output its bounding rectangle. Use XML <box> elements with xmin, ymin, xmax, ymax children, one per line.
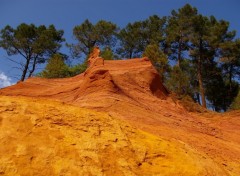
<box><xmin>198</xmin><ymin>39</ymin><xmax>207</xmax><ymax>108</ymax></box>
<box><xmin>129</xmin><ymin>50</ymin><xmax>133</xmax><ymax>59</ymax></box>
<box><xmin>177</xmin><ymin>35</ymin><xmax>182</xmax><ymax>68</ymax></box>
<box><xmin>20</xmin><ymin>57</ymin><xmax>31</xmax><ymax>81</ymax></box>
<box><xmin>28</xmin><ymin>56</ymin><xmax>37</xmax><ymax>78</ymax></box>
<box><xmin>197</xmin><ymin>60</ymin><xmax>206</xmax><ymax>108</ymax></box>
<box><xmin>229</xmin><ymin>63</ymin><xmax>233</xmax><ymax>91</ymax></box>
<box><xmin>196</xmin><ymin>93</ymin><xmax>200</xmax><ymax>104</ymax></box>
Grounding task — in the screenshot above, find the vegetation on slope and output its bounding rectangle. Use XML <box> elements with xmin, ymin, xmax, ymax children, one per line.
<box><xmin>230</xmin><ymin>90</ymin><xmax>240</xmax><ymax>110</ymax></box>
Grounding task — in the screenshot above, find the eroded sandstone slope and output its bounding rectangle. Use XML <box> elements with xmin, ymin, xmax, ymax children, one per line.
<box><xmin>0</xmin><ymin>96</ymin><xmax>225</xmax><ymax>176</ymax></box>
<box><xmin>0</xmin><ymin>54</ymin><xmax>240</xmax><ymax>175</ymax></box>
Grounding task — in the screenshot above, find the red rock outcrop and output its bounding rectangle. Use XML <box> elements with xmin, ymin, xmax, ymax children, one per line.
<box><xmin>0</xmin><ymin>56</ymin><xmax>170</xmax><ymax>110</ymax></box>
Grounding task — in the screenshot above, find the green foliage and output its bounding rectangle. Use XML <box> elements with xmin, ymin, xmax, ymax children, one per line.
<box><xmin>171</xmin><ymin>94</ymin><xmax>206</xmax><ymax>113</ymax></box>
<box><xmin>39</xmin><ymin>54</ymin><xmax>87</xmax><ymax>78</ymax></box>
<box><xmin>0</xmin><ymin>23</ymin><xmax>64</xmax><ymax>81</ymax></box>
<box><xmin>204</xmin><ymin>65</ymin><xmax>239</xmax><ymax>111</ymax></box>
<box><xmin>100</xmin><ymin>47</ymin><xmax>114</xmax><ymax>60</ymax></box>
<box><xmin>219</xmin><ymin>39</ymin><xmax>240</xmax><ymax>85</ymax></box>
<box><xmin>166</xmin><ymin>65</ymin><xmax>191</xmax><ymax>97</ymax></box>
<box><xmin>40</xmin><ymin>54</ymin><xmax>69</xmax><ymax>78</ymax></box>
<box><xmin>166</xmin><ymin>4</ymin><xmax>197</xmax><ymax>66</ymax></box>
<box><xmin>117</xmin><ymin>21</ymin><xmax>143</xmax><ymax>58</ymax></box>
<box><xmin>184</xmin><ymin>9</ymin><xmax>236</xmax><ymax>108</ymax></box>
<box><xmin>68</xmin><ymin>63</ymin><xmax>87</xmax><ymax>76</ymax></box>
<box><xmin>142</xmin><ymin>44</ymin><xmax>168</xmax><ymax>80</ymax></box>
<box><xmin>71</xmin><ymin>19</ymin><xmax>117</xmax><ymax>56</ymax></box>
<box><xmin>230</xmin><ymin>89</ymin><xmax>240</xmax><ymax>110</ymax></box>
<box><xmin>117</xmin><ymin>15</ymin><xmax>166</xmax><ymax>58</ymax></box>
<box><xmin>141</xmin><ymin>15</ymin><xmax>166</xmax><ymax>46</ymax></box>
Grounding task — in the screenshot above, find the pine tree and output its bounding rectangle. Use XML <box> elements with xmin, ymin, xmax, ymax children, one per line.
<box><xmin>71</xmin><ymin>20</ymin><xmax>117</xmax><ymax>56</ymax></box>
<box><xmin>100</xmin><ymin>47</ymin><xmax>114</xmax><ymax>60</ymax></box>
<box><xmin>142</xmin><ymin>44</ymin><xmax>168</xmax><ymax>81</ymax></box>
<box><xmin>41</xmin><ymin>54</ymin><xmax>69</xmax><ymax>78</ymax></box>
<box><xmin>117</xmin><ymin>21</ymin><xmax>144</xmax><ymax>58</ymax></box>
<box><xmin>230</xmin><ymin>90</ymin><xmax>240</xmax><ymax>110</ymax></box>
<box><xmin>220</xmin><ymin>39</ymin><xmax>240</xmax><ymax>91</ymax></box>
<box><xmin>166</xmin><ymin>59</ymin><xmax>194</xmax><ymax>97</ymax></box>
<box><xmin>0</xmin><ymin>24</ymin><xmax>64</xmax><ymax>81</ymax></box>
<box><xmin>141</xmin><ymin>15</ymin><xmax>166</xmax><ymax>47</ymax></box>
<box><xmin>189</xmin><ymin>14</ymin><xmax>214</xmax><ymax>108</ymax></box>
<box><xmin>117</xmin><ymin>15</ymin><xmax>166</xmax><ymax>58</ymax></box>
<box><xmin>166</xmin><ymin>4</ymin><xmax>197</xmax><ymax>68</ymax></box>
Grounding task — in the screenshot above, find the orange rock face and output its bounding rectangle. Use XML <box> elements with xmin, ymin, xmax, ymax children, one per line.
<box><xmin>0</xmin><ymin>57</ymin><xmax>169</xmax><ymax>107</ymax></box>
<box><xmin>0</xmin><ymin>55</ymin><xmax>240</xmax><ymax>175</ymax></box>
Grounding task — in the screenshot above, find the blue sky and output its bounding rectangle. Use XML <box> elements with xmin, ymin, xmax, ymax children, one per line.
<box><xmin>0</xmin><ymin>0</ymin><xmax>240</xmax><ymax>86</ymax></box>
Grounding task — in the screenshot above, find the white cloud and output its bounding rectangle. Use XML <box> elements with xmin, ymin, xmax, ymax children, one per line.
<box><xmin>0</xmin><ymin>72</ymin><xmax>12</xmax><ymax>88</ymax></box>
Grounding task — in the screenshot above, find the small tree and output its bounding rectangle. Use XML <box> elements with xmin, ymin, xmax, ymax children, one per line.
<box><xmin>142</xmin><ymin>44</ymin><xmax>168</xmax><ymax>81</ymax></box>
<box><xmin>167</xmin><ymin>65</ymin><xmax>191</xmax><ymax>97</ymax></box>
<box><xmin>0</xmin><ymin>23</ymin><xmax>64</xmax><ymax>81</ymax></box>
<box><xmin>100</xmin><ymin>47</ymin><xmax>114</xmax><ymax>60</ymax></box>
<box><xmin>68</xmin><ymin>63</ymin><xmax>87</xmax><ymax>76</ymax></box>
<box><xmin>230</xmin><ymin>89</ymin><xmax>240</xmax><ymax>110</ymax></box>
<box><xmin>40</xmin><ymin>54</ymin><xmax>69</xmax><ymax>78</ymax></box>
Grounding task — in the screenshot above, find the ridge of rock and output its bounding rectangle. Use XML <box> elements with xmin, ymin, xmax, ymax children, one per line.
<box><xmin>0</xmin><ymin>57</ymin><xmax>170</xmax><ymax>110</ymax></box>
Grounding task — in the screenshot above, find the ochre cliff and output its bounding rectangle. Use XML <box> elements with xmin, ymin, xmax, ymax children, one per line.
<box><xmin>0</xmin><ymin>96</ymin><xmax>228</xmax><ymax>175</ymax></box>
<box><xmin>0</xmin><ymin>55</ymin><xmax>240</xmax><ymax>175</ymax></box>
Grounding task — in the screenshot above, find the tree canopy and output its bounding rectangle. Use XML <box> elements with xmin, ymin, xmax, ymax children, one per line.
<box><xmin>142</xmin><ymin>44</ymin><xmax>168</xmax><ymax>81</ymax></box>
<box><xmin>117</xmin><ymin>15</ymin><xmax>166</xmax><ymax>58</ymax></box>
<box><xmin>0</xmin><ymin>23</ymin><xmax>65</xmax><ymax>81</ymax></box>
<box><xmin>71</xmin><ymin>19</ymin><xmax>117</xmax><ymax>57</ymax></box>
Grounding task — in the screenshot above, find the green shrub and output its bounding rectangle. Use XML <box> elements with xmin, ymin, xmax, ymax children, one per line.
<box><xmin>230</xmin><ymin>90</ymin><xmax>240</xmax><ymax>110</ymax></box>
<box><xmin>38</xmin><ymin>54</ymin><xmax>88</xmax><ymax>79</ymax></box>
